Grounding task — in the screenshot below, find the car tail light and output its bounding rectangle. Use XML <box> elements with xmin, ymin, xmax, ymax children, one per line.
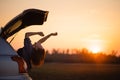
<box><xmin>11</xmin><ymin>55</ymin><xmax>27</xmax><ymax>73</ymax></box>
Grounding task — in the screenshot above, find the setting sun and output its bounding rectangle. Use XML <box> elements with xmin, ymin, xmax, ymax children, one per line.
<box><xmin>89</xmin><ymin>45</ymin><xmax>101</xmax><ymax>53</ymax></box>
<box><xmin>81</xmin><ymin>34</ymin><xmax>105</xmax><ymax>54</ymax></box>
<box><xmin>88</xmin><ymin>39</ymin><xmax>103</xmax><ymax>54</ymax></box>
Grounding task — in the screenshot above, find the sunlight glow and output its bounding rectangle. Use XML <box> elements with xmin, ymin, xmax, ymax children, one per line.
<box><xmin>1</xmin><ymin>0</ymin><xmax>120</xmax><ymax>54</ymax></box>
<box><xmin>89</xmin><ymin>45</ymin><xmax>101</xmax><ymax>53</ymax></box>
<box><xmin>81</xmin><ymin>34</ymin><xmax>105</xmax><ymax>54</ymax></box>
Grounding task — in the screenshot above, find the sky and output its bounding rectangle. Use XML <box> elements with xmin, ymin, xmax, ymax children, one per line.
<box><xmin>0</xmin><ymin>0</ymin><xmax>120</xmax><ymax>54</ymax></box>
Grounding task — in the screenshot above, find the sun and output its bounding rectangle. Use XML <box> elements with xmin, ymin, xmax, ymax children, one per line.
<box><xmin>81</xmin><ymin>34</ymin><xmax>105</xmax><ymax>54</ymax></box>
<box><xmin>85</xmin><ymin>36</ymin><xmax>104</xmax><ymax>54</ymax></box>
<box><xmin>89</xmin><ymin>45</ymin><xmax>101</xmax><ymax>53</ymax></box>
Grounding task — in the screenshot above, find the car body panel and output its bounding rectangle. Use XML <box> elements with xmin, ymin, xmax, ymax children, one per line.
<box><xmin>0</xmin><ymin>37</ymin><xmax>17</xmax><ymax>56</ymax></box>
<box><xmin>0</xmin><ymin>56</ymin><xmax>19</xmax><ymax>76</ymax></box>
<box><xmin>0</xmin><ymin>73</ymin><xmax>32</xmax><ymax>80</ymax></box>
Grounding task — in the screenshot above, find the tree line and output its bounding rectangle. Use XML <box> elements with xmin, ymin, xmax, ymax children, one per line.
<box><xmin>45</xmin><ymin>48</ymin><xmax>120</xmax><ymax>64</ymax></box>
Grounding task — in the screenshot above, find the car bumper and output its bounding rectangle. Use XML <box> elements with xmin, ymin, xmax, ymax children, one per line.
<box><xmin>0</xmin><ymin>73</ymin><xmax>32</xmax><ymax>80</ymax></box>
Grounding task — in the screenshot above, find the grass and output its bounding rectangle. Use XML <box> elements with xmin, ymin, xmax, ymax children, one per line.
<box><xmin>29</xmin><ymin>63</ymin><xmax>120</xmax><ymax>80</ymax></box>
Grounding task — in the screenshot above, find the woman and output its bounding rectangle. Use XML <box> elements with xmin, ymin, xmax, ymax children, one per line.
<box><xmin>17</xmin><ymin>32</ymin><xmax>57</xmax><ymax>70</ymax></box>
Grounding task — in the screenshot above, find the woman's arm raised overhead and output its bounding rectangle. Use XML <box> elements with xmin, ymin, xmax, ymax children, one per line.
<box><xmin>25</xmin><ymin>32</ymin><xmax>44</xmax><ymax>38</ymax></box>
<box><xmin>36</xmin><ymin>32</ymin><xmax>58</xmax><ymax>44</ymax></box>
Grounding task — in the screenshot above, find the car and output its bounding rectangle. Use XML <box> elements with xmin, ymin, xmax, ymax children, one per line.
<box><xmin>0</xmin><ymin>9</ymin><xmax>48</xmax><ymax>80</ymax></box>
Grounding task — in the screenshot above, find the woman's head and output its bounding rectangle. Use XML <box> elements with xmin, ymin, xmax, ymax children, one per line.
<box><xmin>31</xmin><ymin>48</ymin><xmax>45</xmax><ymax>66</ymax></box>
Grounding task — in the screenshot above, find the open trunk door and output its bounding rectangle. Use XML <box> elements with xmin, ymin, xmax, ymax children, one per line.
<box><xmin>0</xmin><ymin>9</ymin><xmax>48</xmax><ymax>40</ymax></box>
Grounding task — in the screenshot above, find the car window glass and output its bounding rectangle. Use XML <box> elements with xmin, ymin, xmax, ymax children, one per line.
<box><xmin>6</xmin><ymin>20</ymin><xmax>22</xmax><ymax>34</ymax></box>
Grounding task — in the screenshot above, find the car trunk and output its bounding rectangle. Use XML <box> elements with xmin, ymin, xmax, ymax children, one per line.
<box><xmin>0</xmin><ymin>9</ymin><xmax>48</xmax><ymax>78</ymax></box>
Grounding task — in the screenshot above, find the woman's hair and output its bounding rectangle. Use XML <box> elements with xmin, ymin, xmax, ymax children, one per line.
<box><xmin>31</xmin><ymin>48</ymin><xmax>45</xmax><ymax>66</ymax></box>
<box><xmin>17</xmin><ymin>48</ymin><xmax>23</xmax><ymax>57</ymax></box>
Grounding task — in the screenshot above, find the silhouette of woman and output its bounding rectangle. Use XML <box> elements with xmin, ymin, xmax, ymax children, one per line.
<box><xmin>17</xmin><ymin>32</ymin><xmax>58</xmax><ymax>70</ymax></box>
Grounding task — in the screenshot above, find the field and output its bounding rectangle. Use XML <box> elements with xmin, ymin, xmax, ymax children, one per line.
<box><xmin>29</xmin><ymin>63</ymin><xmax>120</xmax><ymax>80</ymax></box>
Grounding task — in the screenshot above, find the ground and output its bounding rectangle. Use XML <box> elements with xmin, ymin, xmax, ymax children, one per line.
<box><xmin>29</xmin><ymin>63</ymin><xmax>120</xmax><ymax>80</ymax></box>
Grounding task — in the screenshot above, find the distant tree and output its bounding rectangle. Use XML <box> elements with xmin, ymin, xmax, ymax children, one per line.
<box><xmin>45</xmin><ymin>48</ymin><xmax>120</xmax><ymax>64</ymax></box>
<box><xmin>111</xmin><ymin>50</ymin><xmax>118</xmax><ymax>56</ymax></box>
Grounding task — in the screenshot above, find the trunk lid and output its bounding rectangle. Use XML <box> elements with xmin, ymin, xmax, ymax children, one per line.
<box><xmin>0</xmin><ymin>9</ymin><xmax>48</xmax><ymax>39</ymax></box>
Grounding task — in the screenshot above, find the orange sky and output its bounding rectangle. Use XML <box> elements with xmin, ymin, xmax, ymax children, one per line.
<box><xmin>0</xmin><ymin>0</ymin><xmax>120</xmax><ymax>54</ymax></box>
